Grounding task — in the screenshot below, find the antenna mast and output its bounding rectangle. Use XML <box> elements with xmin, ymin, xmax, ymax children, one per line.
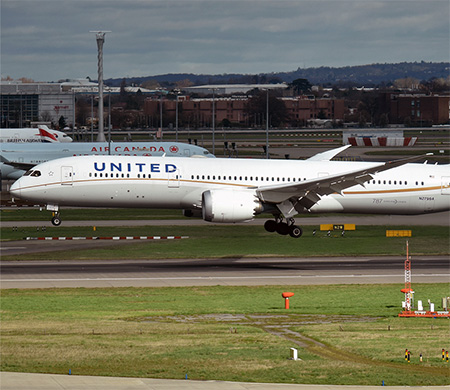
<box><xmin>404</xmin><ymin>241</ymin><xmax>412</xmax><ymax>310</ymax></box>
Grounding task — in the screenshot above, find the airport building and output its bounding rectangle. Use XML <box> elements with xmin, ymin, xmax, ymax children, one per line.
<box><xmin>0</xmin><ymin>80</ymin><xmax>157</xmax><ymax>129</ymax></box>
<box><xmin>380</xmin><ymin>93</ymin><xmax>450</xmax><ymax>125</ymax></box>
<box><xmin>143</xmin><ymin>95</ymin><xmax>345</xmax><ymax>127</ymax></box>
<box><xmin>1</xmin><ymin>81</ymin><xmax>76</xmax><ymax>128</ymax></box>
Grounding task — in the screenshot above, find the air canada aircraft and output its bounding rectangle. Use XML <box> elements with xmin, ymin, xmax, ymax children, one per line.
<box><xmin>10</xmin><ymin>146</ymin><xmax>450</xmax><ymax>238</ymax></box>
<box><xmin>0</xmin><ymin>126</ymin><xmax>72</xmax><ymax>143</ymax></box>
<box><xmin>1</xmin><ymin>141</ymin><xmax>214</xmax><ymax>180</ymax></box>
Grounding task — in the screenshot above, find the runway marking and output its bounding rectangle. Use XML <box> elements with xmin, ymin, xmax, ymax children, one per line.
<box><xmin>2</xmin><ymin>273</ymin><xmax>448</xmax><ymax>282</ymax></box>
<box><xmin>25</xmin><ymin>236</ymin><xmax>189</xmax><ymax>240</ymax></box>
<box><xmin>0</xmin><ymin>247</ymin><xmax>27</xmax><ymax>251</ymax></box>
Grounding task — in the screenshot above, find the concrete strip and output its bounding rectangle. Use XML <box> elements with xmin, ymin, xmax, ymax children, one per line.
<box><xmin>1</xmin><ymin>210</ymin><xmax>449</xmax><ymax>227</ymax></box>
<box><xmin>2</xmin><ymin>372</ymin><xmax>449</xmax><ymax>390</ymax></box>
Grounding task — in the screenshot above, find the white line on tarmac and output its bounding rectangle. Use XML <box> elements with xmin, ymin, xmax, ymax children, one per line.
<box><xmin>2</xmin><ymin>273</ymin><xmax>448</xmax><ymax>282</ymax></box>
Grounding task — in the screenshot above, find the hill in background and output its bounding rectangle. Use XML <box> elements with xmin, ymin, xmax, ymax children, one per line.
<box><xmin>106</xmin><ymin>61</ymin><xmax>449</xmax><ymax>88</ymax></box>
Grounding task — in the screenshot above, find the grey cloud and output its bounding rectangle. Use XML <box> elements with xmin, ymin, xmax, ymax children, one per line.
<box><xmin>1</xmin><ymin>0</ymin><xmax>448</xmax><ymax>81</ymax></box>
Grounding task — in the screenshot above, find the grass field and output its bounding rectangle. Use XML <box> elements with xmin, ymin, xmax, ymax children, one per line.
<box><xmin>1</xmin><ymin>224</ymin><xmax>449</xmax><ymax>261</ymax></box>
<box><xmin>1</xmin><ymin>284</ymin><xmax>449</xmax><ymax>386</ymax></box>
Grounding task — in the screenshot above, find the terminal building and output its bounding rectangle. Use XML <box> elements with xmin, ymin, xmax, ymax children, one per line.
<box><xmin>1</xmin><ymin>81</ymin><xmax>76</xmax><ymax>128</ymax></box>
<box><xmin>0</xmin><ymin>79</ymin><xmax>157</xmax><ymax>129</ymax></box>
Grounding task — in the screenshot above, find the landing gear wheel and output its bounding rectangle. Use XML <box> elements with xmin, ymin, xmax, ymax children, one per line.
<box><xmin>51</xmin><ymin>216</ymin><xmax>62</xmax><ymax>226</ymax></box>
<box><xmin>289</xmin><ymin>225</ymin><xmax>303</xmax><ymax>238</ymax></box>
<box><xmin>276</xmin><ymin>222</ymin><xmax>290</xmax><ymax>235</ymax></box>
<box><xmin>264</xmin><ymin>220</ymin><xmax>277</xmax><ymax>232</ymax></box>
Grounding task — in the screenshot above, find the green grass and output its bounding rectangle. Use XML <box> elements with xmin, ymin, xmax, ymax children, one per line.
<box><xmin>1</xmin><ymin>225</ymin><xmax>449</xmax><ymax>261</ymax></box>
<box><xmin>1</xmin><ymin>284</ymin><xmax>449</xmax><ymax>385</ymax></box>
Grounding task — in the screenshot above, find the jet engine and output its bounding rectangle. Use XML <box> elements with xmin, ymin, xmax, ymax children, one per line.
<box><xmin>202</xmin><ymin>189</ymin><xmax>263</xmax><ymax>223</ymax></box>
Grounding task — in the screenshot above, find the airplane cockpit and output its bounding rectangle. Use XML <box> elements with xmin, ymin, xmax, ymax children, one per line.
<box><xmin>23</xmin><ymin>170</ymin><xmax>41</xmax><ymax>177</ymax></box>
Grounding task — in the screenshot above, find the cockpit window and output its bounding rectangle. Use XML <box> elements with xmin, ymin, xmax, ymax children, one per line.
<box><xmin>24</xmin><ymin>170</ymin><xmax>33</xmax><ymax>176</ymax></box>
<box><xmin>30</xmin><ymin>170</ymin><xmax>41</xmax><ymax>177</ymax></box>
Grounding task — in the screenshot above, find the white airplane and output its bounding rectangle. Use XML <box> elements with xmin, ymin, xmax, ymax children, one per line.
<box><xmin>10</xmin><ymin>147</ymin><xmax>450</xmax><ymax>238</ymax></box>
<box><xmin>0</xmin><ymin>142</ymin><xmax>214</xmax><ymax>180</ymax></box>
<box><xmin>0</xmin><ymin>126</ymin><xmax>73</xmax><ymax>143</ymax></box>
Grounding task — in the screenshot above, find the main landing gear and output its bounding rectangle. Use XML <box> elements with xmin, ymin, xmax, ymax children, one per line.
<box><xmin>264</xmin><ymin>217</ymin><xmax>303</xmax><ymax>238</ymax></box>
<box><xmin>51</xmin><ymin>213</ymin><xmax>62</xmax><ymax>226</ymax></box>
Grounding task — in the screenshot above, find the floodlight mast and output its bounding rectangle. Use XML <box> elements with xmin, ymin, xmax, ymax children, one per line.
<box><xmin>90</xmin><ymin>31</ymin><xmax>111</xmax><ymax>142</ymax></box>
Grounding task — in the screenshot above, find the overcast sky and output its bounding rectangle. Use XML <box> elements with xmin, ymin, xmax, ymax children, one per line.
<box><xmin>1</xmin><ymin>0</ymin><xmax>449</xmax><ymax>82</ymax></box>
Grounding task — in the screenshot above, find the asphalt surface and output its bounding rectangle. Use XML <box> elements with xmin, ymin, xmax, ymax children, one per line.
<box><xmin>2</xmin><ymin>211</ymin><xmax>450</xmax><ymax>228</ymax></box>
<box><xmin>3</xmin><ymin>372</ymin><xmax>449</xmax><ymax>390</ymax></box>
<box><xmin>1</xmin><ymin>256</ymin><xmax>449</xmax><ymax>289</ymax></box>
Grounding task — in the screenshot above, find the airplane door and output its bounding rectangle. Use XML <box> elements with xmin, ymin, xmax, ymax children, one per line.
<box><xmin>168</xmin><ymin>168</ymin><xmax>180</xmax><ymax>188</ymax></box>
<box><xmin>184</xmin><ymin>149</ymin><xmax>190</xmax><ymax>157</ymax></box>
<box><xmin>61</xmin><ymin>166</ymin><xmax>73</xmax><ymax>186</ymax></box>
<box><xmin>441</xmin><ymin>176</ymin><xmax>450</xmax><ymax>195</ymax></box>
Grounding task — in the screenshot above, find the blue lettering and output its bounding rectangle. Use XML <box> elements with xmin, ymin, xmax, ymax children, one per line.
<box><xmin>165</xmin><ymin>164</ymin><xmax>177</xmax><ymax>173</ymax></box>
<box><xmin>111</xmin><ymin>162</ymin><xmax>122</xmax><ymax>172</ymax></box>
<box><xmin>94</xmin><ymin>162</ymin><xmax>105</xmax><ymax>171</ymax></box>
<box><xmin>150</xmin><ymin>163</ymin><xmax>160</xmax><ymax>173</ymax></box>
<box><xmin>127</xmin><ymin>163</ymin><xmax>131</xmax><ymax>172</ymax></box>
<box><xmin>136</xmin><ymin>163</ymin><xmax>145</xmax><ymax>172</ymax></box>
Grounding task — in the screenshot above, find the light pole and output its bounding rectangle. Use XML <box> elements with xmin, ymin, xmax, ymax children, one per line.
<box><xmin>175</xmin><ymin>94</ymin><xmax>179</xmax><ymax>142</ymax></box>
<box><xmin>212</xmin><ymin>88</ymin><xmax>216</xmax><ymax>155</ymax></box>
<box><xmin>90</xmin><ymin>31</ymin><xmax>111</xmax><ymax>142</ymax></box>
<box><xmin>266</xmin><ymin>89</ymin><xmax>269</xmax><ymax>159</ymax></box>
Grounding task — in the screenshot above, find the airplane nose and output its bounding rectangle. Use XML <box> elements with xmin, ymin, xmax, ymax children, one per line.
<box><xmin>10</xmin><ymin>179</ymin><xmax>21</xmax><ymax>197</ymax></box>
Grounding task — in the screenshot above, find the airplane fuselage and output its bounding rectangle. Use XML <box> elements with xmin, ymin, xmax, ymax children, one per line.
<box><xmin>11</xmin><ymin>155</ymin><xmax>450</xmax><ymax>218</ymax></box>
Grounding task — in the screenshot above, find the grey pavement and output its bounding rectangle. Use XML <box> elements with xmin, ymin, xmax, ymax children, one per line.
<box><xmin>2</xmin><ymin>372</ymin><xmax>449</xmax><ymax>390</ymax></box>
<box><xmin>2</xmin><ymin>210</ymin><xmax>449</xmax><ymax>227</ymax></box>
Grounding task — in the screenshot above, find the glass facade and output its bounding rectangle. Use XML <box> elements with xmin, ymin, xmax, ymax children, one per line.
<box><xmin>1</xmin><ymin>94</ymin><xmax>39</xmax><ymax>127</ymax></box>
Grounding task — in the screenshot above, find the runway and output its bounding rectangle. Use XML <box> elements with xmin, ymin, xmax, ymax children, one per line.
<box><xmin>2</xmin><ymin>211</ymin><xmax>450</xmax><ymax>227</ymax></box>
<box><xmin>1</xmin><ymin>256</ymin><xmax>448</xmax><ymax>289</ymax></box>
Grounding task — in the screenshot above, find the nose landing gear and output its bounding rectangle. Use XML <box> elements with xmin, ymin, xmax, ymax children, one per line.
<box><xmin>264</xmin><ymin>217</ymin><xmax>303</xmax><ymax>238</ymax></box>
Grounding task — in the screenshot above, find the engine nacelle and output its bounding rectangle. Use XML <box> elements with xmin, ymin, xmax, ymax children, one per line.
<box><xmin>202</xmin><ymin>189</ymin><xmax>263</xmax><ymax>223</ymax></box>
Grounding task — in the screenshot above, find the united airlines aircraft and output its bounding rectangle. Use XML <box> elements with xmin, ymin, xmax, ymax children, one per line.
<box><xmin>10</xmin><ymin>147</ymin><xmax>450</xmax><ymax>238</ymax></box>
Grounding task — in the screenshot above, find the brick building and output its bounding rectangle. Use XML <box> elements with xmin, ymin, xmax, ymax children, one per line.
<box><xmin>282</xmin><ymin>97</ymin><xmax>345</xmax><ymax>125</ymax></box>
<box><xmin>144</xmin><ymin>95</ymin><xmax>345</xmax><ymax>128</ymax></box>
<box><xmin>380</xmin><ymin>93</ymin><xmax>450</xmax><ymax>125</ymax></box>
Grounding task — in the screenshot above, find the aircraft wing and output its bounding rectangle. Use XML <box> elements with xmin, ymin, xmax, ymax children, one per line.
<box><xmin>256</xmin><ymin>153</ymin><xmax>432</xmax><ymax>212</ymax></box>
<box><xmin>306</xmin><ymin>144</ymin><xmax>351</xmax><ymax>161</ymax></box>
<box><xmin>0</xmin><ymin>156</ymin><xmax>34</xmax><ymax>171</ymax></box>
